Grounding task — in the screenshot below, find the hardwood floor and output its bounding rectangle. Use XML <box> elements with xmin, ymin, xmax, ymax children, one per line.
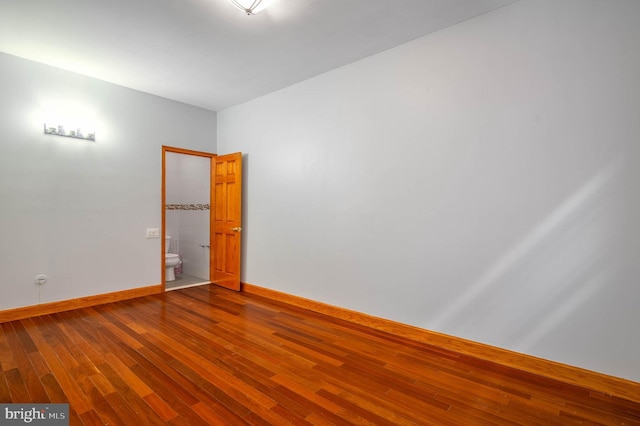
<box><xmin>1</xmin><ymin>285</ymin><xmax>639</xmax><ymax>425</ymax></box>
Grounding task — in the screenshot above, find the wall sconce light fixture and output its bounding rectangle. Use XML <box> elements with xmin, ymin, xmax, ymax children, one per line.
<box><xmin>44</xmin><ymin>123</ymin><xmax>95</xmax><ymax>141</ymax></box>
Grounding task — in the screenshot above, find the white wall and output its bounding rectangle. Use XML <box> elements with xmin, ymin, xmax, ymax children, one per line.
<box><xmin>0</xmin><ymin>52</ymin><xmax>216</xmax><ymax>309</ymax></box>
<box><xmin>218</xmin><ymin>0</ymin><xmax>640</xmax><ymax>382</ymax></box>
<box><xmin>165</xmin><ymin>152</ymin><xmax>182</xmax><ymax>252</ymax></box>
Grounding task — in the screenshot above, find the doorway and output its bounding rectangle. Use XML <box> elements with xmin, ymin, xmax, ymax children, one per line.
<box><xmin>162</xmin><ymin>146</ymin><xmax>214</xmax><ymax>291</ymax></box>
<box><xmin>162</xmin><ymin>146</ymin><xmax>243</xmax><ymax>291</ymax></box>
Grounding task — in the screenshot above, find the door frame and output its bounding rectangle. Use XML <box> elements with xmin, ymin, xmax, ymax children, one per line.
<box><xmin>161</xmin><ymin>145</ymin><xmax>216</xmax><ymax>291</ymax></box>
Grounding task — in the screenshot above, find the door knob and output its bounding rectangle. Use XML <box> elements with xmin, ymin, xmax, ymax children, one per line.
<box><xmin>232</xmin><ymin>227</ymin><xmax>242</xmax><ymax>232</ymax></box>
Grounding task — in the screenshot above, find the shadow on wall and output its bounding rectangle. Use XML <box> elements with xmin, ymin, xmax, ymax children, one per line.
<box><xmin>428</xmin><ymin>158</ymin><xmax>625</xmax><ymax>351</ymax></box>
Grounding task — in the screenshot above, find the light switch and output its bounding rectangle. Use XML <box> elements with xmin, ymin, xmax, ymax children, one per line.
<box><xmin>146</xmin><ymin>228</ymin><xmax>160</xmax><ymax>238</ymax></box>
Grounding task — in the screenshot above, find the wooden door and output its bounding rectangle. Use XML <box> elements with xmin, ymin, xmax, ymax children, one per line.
<box><xmin>211</xmin><ymin>152</ymin><xmax>243</xmax><ymax>291</ymax></box>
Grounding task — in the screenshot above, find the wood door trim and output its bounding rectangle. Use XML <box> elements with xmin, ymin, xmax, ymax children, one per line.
<box><xmin>242</xmin><ymin>282</ymin><xmax>640</xmax><ymax>404</ymax></box>
<box><xmin>162</xmin><ymin>146</ymin><xmax>216</xmax><ymax>291</ymax></box>
<box><xmin>162</xmin><ymin>146</ymin><xmax>217</xmax><ymax>158</ymax></box>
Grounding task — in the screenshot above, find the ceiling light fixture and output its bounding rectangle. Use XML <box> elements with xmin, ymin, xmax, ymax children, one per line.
<box><xmin>230</xmin><ymin>0</ymin><xmax>266</xmax><ymax>15</ymax></box>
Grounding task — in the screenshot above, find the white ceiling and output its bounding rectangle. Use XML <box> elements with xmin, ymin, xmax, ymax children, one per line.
<box><xmin>0</xmin><ymin>0</ymin><xmax>517</xmax><ymax>111</ymax></box>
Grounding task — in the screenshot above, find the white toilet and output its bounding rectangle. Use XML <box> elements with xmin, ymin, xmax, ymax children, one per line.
<box><xmin>165</xmin><ymin>236</ymin><xmax>181</xmax><ymax>282</ymax></box>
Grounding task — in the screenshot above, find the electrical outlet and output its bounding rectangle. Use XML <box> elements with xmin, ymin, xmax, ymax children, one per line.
<box><xmin>146</xmin><ymin>228</ymin><xmax>160</xmax><ymax>238</ymax></box>
<box><xmin>35</xmin><ymin>274</ymin><xmax>48</xmax><ymax>285</ymax></box>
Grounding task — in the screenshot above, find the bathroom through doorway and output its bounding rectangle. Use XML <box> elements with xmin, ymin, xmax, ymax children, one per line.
<box><xmin>162</xmin><ymin>147</ymin><xmax>214</xmax><ymax>291</ymax></box>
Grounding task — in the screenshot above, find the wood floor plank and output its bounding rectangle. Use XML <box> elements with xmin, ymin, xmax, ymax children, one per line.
<box><xmin>51</xmin><ymin>312</ymin><xmax>109</xmax><ymax>368</ymax></box>
<box><xmin>190</xmin><ymin>401</ymin><xmax>247</xmax><ymax>425</ymax></box>
<box><xmin>27</xmin><ymin>350</ymin><xmax>53</xmax><ymax>378</ymax></box>
<box><xmin>68</xmin><ymin>308</ymin><xmax>139</xmax><ymax>369</ymax></box>
<box><xmin>39</xmin><ymin>373</ymin><xmax>67</xmax><ymax>403</ymax></box>
<box><xmin>104</xmin><ymin>391</ymin><xmax>154</xmax><ymax>425</ymax></box>
<box><xmin>84</xmin><ymin>384</ymin><xmax>126</xmax><ymax>425</ymax></box>
<box><xmin>88</xmin><ymin>372</ymin><xmax>117</xmax><ymax>396</ymax></box>
<box><xmin>98</xmin><ymin>364</ymin><xmax>168</xmax><ymax>426</ymax></box>
<box><xmin>144</xmin><ymin>328</ymin><xmax>279</xmax><ymax>411</ymax></box>
<box><xmin>0</xmin><ymin>369</ymin><xmax>11</xmax><ymax>401</ymax></box>
<box><xmin>123</xmin><ymin>335</ymin><xmax>255</xmax><ymax>422</ymax></box>
<box><xmin>0</xmin><ymin>324</ymin><xmax>19</xmax><ymax>374</ymax></box>
<box><xmin>104</xmin><ymin>352</ymin><xmax>154</xmax><ymax>397</ymax></box>
<box><xmin>23</xmin><ymin>317</ymin><xmax>95</xmax><ymax>413</ymax></box>
<box><xmin>79</xmin><ymin>409</ymin><xmax>107</xmax><ymax>426</ymax></box>
<box><xmin>129</xmin><ymin>345</ymin><xmax>231</xmax><ymax>410</ymax></box>
<box><xmin>4</xmin><ymin>368</ymin><xmax>31</xmax><ymax>402</ymax></box>
<box><xmin>1</xmin><ymin>322</ymin><xmax>49</xmax><ymax>403</ymax></box>
<box><xmin>269</xmin><ymin>377</ymin><xmax>354</xmax><ymax>422</ymax></box>
<box><xmin>322</xmin><ymin>382</ymin><xmax>420</xmax><ymax>426</ymax></box>
<box><xmin>0</xmin><ymin>284</ymin><xmax>638</xmax><ymax>425</ymax></box>
<box><xmin>144</xmin><ymin>392</ymin><xmax>180</xmax><ymax>422</ymax></box>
